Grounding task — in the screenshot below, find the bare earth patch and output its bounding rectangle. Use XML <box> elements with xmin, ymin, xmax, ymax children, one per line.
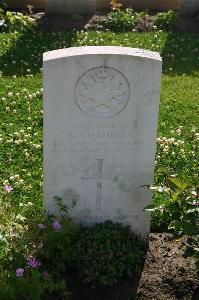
<box><xmin>67</xmin><ymin>233</ymin><xmax>198</xmax><ymax>300</ymax></box>
<box><xmin>137</xmin><ymin>233</ymin><xmax>198</xmax><ymax>300</ymax></box>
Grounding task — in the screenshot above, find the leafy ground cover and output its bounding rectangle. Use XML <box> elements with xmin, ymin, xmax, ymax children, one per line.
<box><xmin>0</xmin><ymin>30</ymin><xmax>198</xmax><ymax>297</ymax></box>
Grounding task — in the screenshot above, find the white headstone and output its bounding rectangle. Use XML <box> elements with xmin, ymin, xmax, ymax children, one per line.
<box><xmin>43</xmin><ymin>46</ymin><xmax>162</xmax><ymax>240</ymax></box>
<box><xmin>45</xmin><ymin>0</ymin><xmax>96</xmax><ymax>15</ymax></box>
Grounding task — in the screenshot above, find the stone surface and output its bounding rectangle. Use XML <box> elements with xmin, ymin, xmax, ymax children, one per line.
<box><xmin>45</xmin><ymin>0</ymin><xmax>96</xmax><ymax>15</ymax></box>
<box><xmin>179</xmin><ymin>0</ymin><xmax>199</xmax><ymax>17</ymax></box>
<box><xmin>43</xmin><ymin>46</ymin><xmax>162</xmax><ymax>240</ymax></box>
<box><xmin>7</xmin><ymin>0</ymin><xmax>44</xmax><ymax>9</ymax></box>
<box><xmin>97</xmin><ymin>0</ymin><xmax>180</xmax><ymax>11</ymax></box>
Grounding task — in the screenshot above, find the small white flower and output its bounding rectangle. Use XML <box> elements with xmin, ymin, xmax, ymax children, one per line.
<box><xmin>149</xmin><ymin>186</ymin><xmax>158</xmax><ymax>190</ymax></box>
<box><xmin>191</xmin><ymin>191</ymin><xmax>197</xmax><ymax>197</ymax></box>
<box><xmin>16</xmin><ymin>214</ymin><xmax>26</xmax><ymax>222</ymax></box>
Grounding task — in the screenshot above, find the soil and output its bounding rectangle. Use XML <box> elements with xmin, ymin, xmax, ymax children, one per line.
<box><xmin>67</xmin><ymin>233</ymin><xmax>198</xmax><ymax>300</ymax></box>
<box><xmin>136</xmin><ymin>234</ymin><xmax>198</xmax><ymax>300</ymax></box>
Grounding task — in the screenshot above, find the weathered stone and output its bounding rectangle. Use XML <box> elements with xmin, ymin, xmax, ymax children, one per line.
<box><xmin>7</xmin><ymin>0</ymin><xmax>44</xmax><ymax>9</ymax></box>
<box><xmin>97</xmin><ymin>0</ymin><xmax>180</xmax><ymax>12</ymax></box>
<box><xmin>45</xmin><ymin>0</ymin><xmax>96</xmax><ymax>15</ymax></box>
<box><xmin>179</xmin><ymin>0</ymin><xmax>199</xmax><ymax>17</ymax></box>
<box><xmin>43</xmin><ymin>46</ymin><xmax>162</xmax><ymax>240</ymax></box>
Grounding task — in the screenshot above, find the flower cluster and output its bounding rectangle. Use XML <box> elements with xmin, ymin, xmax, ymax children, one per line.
<box><xmin>27</xmin><ymin>257</ymin><xmax>41</xmax><ymax>269</ymax></box>
<box><xmin>52</xmin><ymin>220</ymin><xmax>62</xmax><ymax>231</ymax></box>
<box><xmin>16</xmin><ymin>268</ymin><xmax>24</xmax><ymax>277</ymax></box>
<box><xmin>14</xmin><ymin>219</ymin><xmax>62</xmax><ymax>279</ymax></box>
<box><xmin>15</xmin><ymin>258</ymin><xmax>41</xmax><ymax>278</ymax></box>
<box><xmin>4</xmin><ymin>184</ymin><xmax>13</xmax><ymax>193</ymax></box>
<box><xmin>155</xmin><ymin>126</ymin><xmax>199</xmax><ymax>183</ymax></box>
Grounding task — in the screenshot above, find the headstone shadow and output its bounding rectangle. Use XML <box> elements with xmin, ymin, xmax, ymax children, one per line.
<box><xmin>37</xmin><ymin>14</ymin><xmax>94</xmax><ymax>32</ymax></box>
<box><xmin>67</xmin><ymin>244</ymin><xmax>148</xmax><ymax>300</ymax></box>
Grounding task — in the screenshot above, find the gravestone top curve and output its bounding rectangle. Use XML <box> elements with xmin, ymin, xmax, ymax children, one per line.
<box><xmin>43</xmin><ymin>46</ymin><xmax>162</xmax><ymax>63</ymax></box>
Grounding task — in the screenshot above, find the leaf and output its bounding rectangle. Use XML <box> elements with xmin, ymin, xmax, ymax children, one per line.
<box><xmin>168</xmin><ymin>177</ymin><xmax>190</xmax><ymax>190</ymax></box>
<box><xmin>140</xmin><ymin>184</ymin><xmax>150</xmax><ymax>188</ymax></box>
<box><xmin>187</xmin><ymin>208</ymin><xmax>199</xmax><ymax>213</ymax></box>
<box><xmin>169</xmin><ymin>220</ymin><xmax>196</xmax><ymax>235</ymax></box>
<box><xmin>157</xmin><ymin>166</ymin><xmax>168</xmax><ymax>175</ymax></box>
<box><xmin>170</xmin><ymin>190</ymin><xmax>182</xmax><ymax>202</ymax></box>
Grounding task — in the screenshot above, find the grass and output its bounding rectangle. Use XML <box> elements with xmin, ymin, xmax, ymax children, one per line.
<box><xmin>0</xmin><ymin>30</ymin><xmax>198</xmax><ymax>273</ymax></box>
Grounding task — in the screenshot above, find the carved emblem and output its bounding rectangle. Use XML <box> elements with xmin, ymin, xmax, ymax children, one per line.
<box><xmin>75</xmin><ymin>66</ymin><xmax>130</xmax><ymax>118</ymax></box>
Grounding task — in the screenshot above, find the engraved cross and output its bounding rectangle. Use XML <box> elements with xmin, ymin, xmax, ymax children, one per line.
<box><xmin>82</xmin><ymin>159</ymin><xmax>117</xmax><ymax>212</ymax></box>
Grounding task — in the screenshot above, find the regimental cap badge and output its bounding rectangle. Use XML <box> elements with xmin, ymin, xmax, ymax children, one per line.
<box><xmin>75</xmin><ymin>66</ymin><xmax>130</xmax><ymax>118</ymax></box>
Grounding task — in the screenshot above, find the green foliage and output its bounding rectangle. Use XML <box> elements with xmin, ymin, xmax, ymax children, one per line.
<box><xmin>0</xmin><ymin>269</ymin><xmax>67</xmax><ymax>300</ymax></box>
<box><xmin>0</xmin><ymin>11</ymin><xmax>36</xmax><ymax>33</ymax></box>
<box><xmin>6</xmin><ymin>12</ymin><xmax>36</xmax><ymax>32</ymax></box>
<box><xmin>188</xmin><ymin>236</ymin><xmax>199</xmax><ymax>273</ymax></box>
<box><xmin>103</xmin><ymin>8</ymin><xmax>139</xmax><ymax>32</ymax></box>
<box><xmin>0</xmin><ymin>0</ymin><xmax>6</xmax><ymax>10</ymax></box>
<box><xmin>145</xmin><ymin>168</ymin><xmax>199</xmax><ymax>235</ymax></box>
<box><xmin>75</xmin><ymin>221</ymin><xmax>143</xmax><ymax>286</ymax></box>
<box><xmin>0</xmin><ymin>199</ymin><xmax>77</xmax><ymax>299</ymax></box>
<box><xmin>0</xmin><ymin>18</ymin><xmax>6</xmax><ymax>32</ymax></box>
<box><xmin>0</xmin><ymin>0</ymin><xmax>6</xmax><ymax>32</ymax></box>
<box><xmin>37</xmin><ymin>217</ymin><xmax>77</xmax><ymax>279</ymax></box>
<box><xmin>154</xmin><ymin>10</ymin><xmax>178</xmax><ymax>31</ymax></box>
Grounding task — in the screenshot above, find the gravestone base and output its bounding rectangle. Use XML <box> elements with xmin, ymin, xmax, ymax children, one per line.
<box><xmin>45</xmin><ymin>0</ymin><xmax>96</xmax><ymax>15</ymax></box>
